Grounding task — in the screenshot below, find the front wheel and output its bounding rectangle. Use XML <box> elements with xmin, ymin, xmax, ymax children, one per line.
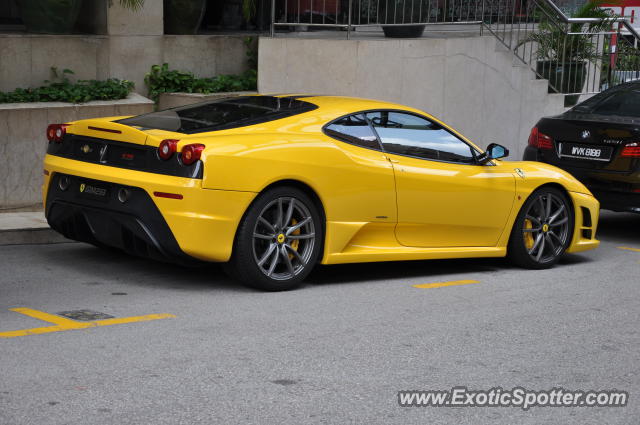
<box><xmin>508</xmin><ymin>187</ymin><xmax>573</xmax><ymax>269</ymax></box>
<box><xmin>225</xmin><ymin>186</ymin><xmax>323</xmax><ymax>291</ymax></box>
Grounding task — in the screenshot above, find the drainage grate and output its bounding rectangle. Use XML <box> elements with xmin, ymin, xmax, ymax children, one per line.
<box><xmin>56</xmin><ymin>310</ymin><xmax>115</xmax><ymax>321</ymax></box>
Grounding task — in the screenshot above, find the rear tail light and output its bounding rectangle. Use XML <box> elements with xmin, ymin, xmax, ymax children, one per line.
<box><xmin>528</xmin><ymin>127</ymin><xmax>553</xmax><ymax>150</ymax></box>
<box><xmin>621</xmin><ymin>142</ymin><xmax>640</xmax><ymax>157</ymax></box>
<box><xmin>47</xmin><ymin>124</ymin><xmax>68</xmax><ymax>143</ymax></box>
<box><xmin>181</xmin><ymin>144</ymin><xmax>205</xmax><ymax>165</ymax></box>
<box><xmin>158</xmin><ymin>139</ymin><xmax>179</xmax><ymax>160</ymax></box>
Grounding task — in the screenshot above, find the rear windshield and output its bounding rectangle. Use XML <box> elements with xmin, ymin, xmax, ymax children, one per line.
<box><xmin>117</xmin><ymin>96</ymin><xmax>318</xmax><ymax>134</ymax></box>
<box><xmin>571</xmin><ymin>83</ymin><xmax>640</xmax><ymax>117</ymax></box>
<box><xmin>588</xmin><ymin>89</ymin><xmax>640</xmax><ymax>118</ymax></box>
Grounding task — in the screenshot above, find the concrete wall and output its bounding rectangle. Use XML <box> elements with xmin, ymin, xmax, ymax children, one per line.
<box><xmin>158</xmin><ymin>91</ymin><xmax>258</xmax><ymax>110</ymax></box>
<box><xmin>258</xmin><ymin>35</ymin><xmax>569</xmax><ymax>160</ymax></box>
<box><xmin>0</xmin><ymin>34</ymin><xmax>251</xmax><ymax>98</ymax></box>
<box><xmin>106</xmin><ymin>0</ymin><xmax>164</xmax><ymax>36</ymax></box>
<box><xmin>0</xmin><ymin>94</ymin><xmax>153</xmax><ymax>209</ymax></box>
<box><xmin>0</xmin><ymin>0</ymin><xmax>251</xmax><ymax>209</ymax></box>
<box><xmin>0</xmin><ymin>0</ymin><xmax>250</xmax><ymax>97</ymax></box>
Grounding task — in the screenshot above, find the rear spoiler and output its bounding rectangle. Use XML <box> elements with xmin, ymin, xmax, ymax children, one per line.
<box><xmin>66</xmin><ymin>117</ymin><xmax>149</xmax><ymax>145</ymax></box>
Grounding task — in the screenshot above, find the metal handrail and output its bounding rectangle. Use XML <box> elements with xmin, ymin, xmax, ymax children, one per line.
<box><xmin>270</xmin><ymin>0</ymin><xmax>489</xmax><ymax>38</ymax></box>
<box><xmin>269</xmin><ymin>0</ymin><xmax>640</xmax><ymax>98</ymax></box>
<box><xmin>269</xmin><ymin>0</ymin><xmax>640</xmax><ymax>39</ymax></box>
<box><xmin>489</xmin><ymin>0</ymin><xmax>640</xmax><ymax>100</ymax></box>
<box><xmin>533</xmin><ymin>0</ymin><xmax>640</xmax><ymax>40</ymax></box>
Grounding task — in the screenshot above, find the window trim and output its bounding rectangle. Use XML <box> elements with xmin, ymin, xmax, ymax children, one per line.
<box><xmin>322</xmin><ymin>113</ymin><xmax>386</xmax><ymax>153</ymax></box>
<box><xmin>324</xmin><ymin>109</ymin><xmax>484</xmax><ymax>166</ymax></box>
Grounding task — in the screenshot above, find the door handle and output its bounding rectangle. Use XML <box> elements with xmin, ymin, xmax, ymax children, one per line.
<box><xmin>387</xmin><ymin>158</ymin><xmax>400</xmax><ymax>164</ymax></box>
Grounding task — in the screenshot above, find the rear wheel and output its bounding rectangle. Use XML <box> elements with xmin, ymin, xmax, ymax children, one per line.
<box><xmin>225</xmin><ymin>186</ymin><xmax>322</xmax><ymax>291</ymax></box>
<box><xmin>508</xmin><ymin>187</ymin><xmax>573</xmax><ymax>269</ymax></box>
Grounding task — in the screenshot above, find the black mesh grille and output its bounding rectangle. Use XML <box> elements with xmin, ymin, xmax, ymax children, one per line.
<box><xmin>46</xmin><ymin>173</ymin><xmax>201</xmax><ymax>266</ymax></box>
<box><xmin>581</xmin><ymin>206</ymin><xmax>593</xmax><ymax>228</ymax></box>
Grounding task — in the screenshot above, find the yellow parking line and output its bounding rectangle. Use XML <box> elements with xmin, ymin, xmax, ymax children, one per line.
<box><xmin>413</xmin><ymin>279</ymin><xmax>480</xmax><ymax>289</ymax></box>
<box><xmin>10</xmin><ymin>308</ymin><xmax>92</xmax><ymax>328</ymax></box>
<box><xmin>0</xmin><ymin>325</ymin><xmax>84</xmax><ymax>338</ymax></box>
<box><xmin>618</xmin><ymin>246</ymin><xmax>640</xmax><ymax>252</ymax></box>
<box><xmin>90</xmin><ymin>314</ymin><xmax>176</xmax><ymax>327</ymax></box>
<box><xmin>0</xmin><ymin>308</ymin><xmax>175</xmax><ymax>339</ymax></box>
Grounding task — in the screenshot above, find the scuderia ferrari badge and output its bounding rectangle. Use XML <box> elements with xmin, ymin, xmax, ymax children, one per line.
<box><xmin>79</xmin><ymin>183</ymin><xmax>106</xmax><ymax>196</ymax></box>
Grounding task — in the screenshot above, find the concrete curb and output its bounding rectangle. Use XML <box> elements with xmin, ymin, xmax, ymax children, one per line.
<box><xmin>0</xmin><ymin>212</ymin><xmax>74</xmax><ymax>246</ymax></box>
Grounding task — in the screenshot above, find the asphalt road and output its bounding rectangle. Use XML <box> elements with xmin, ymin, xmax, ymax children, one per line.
<box><xmin>1</xmin><ymin>211</ymin><xmax>639</xmax><ymax>425</ymax></box>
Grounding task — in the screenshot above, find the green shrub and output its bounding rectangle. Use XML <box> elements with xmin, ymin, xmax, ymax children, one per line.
<box><xmin>144</xmin><ymin>63</ymin><xmax>258</xmax><ymax>103</ymax></box>
<box><xmin>0</xmin><ymin>68</ymin><xmax>134</xmax><ymax>104</ymax></box>
<box><xmin>244</xmin><ymin>36</ymin><xmax>258</xmax><ymax>70</ymax></box>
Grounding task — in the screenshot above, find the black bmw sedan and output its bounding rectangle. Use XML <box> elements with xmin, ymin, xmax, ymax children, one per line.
<box><xmin>524</xmin><ymin>81</ymin><xmax>640</xmax><ymax>213</ymax></box>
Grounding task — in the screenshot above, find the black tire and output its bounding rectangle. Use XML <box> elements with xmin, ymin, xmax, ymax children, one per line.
<box><xmin>508</xmin><ymin>187</ymin><xmax>574</xmax><ymax>269</ymax></box>
<box><xmin>225</xmin><ymin>186</ymin><xmax>323</xmax><ymax>291</ymax></box>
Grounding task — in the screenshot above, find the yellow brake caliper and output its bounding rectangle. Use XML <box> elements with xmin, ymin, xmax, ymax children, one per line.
<box><xmin>289</xmin><ymin>218</ymin><xmax>300</xmax><ymax>259</ymax></box>
<box><xmin>523</xmin><ymin>219</ymin><xmax>534</xmax><ymax>250</ymax></box>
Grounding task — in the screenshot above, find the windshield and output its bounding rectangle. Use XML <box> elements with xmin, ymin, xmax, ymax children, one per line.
<box><xmin>117</xmin><ymin>96</ymin><xmax>318</xmax><ymax>134</ymax></box>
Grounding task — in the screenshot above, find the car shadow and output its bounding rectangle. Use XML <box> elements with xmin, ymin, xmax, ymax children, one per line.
<box><xmin>306</xmin><ymin>257</ymin><xmax>512</xmax><ymax>286</ymax></box>
<box><xmin>597</xmin><ymin>210</ymin><xmax>640</xmax><ymax>245</ymax></box>
<box><xmin>37</xmin><ymin>243</ymin><xmax>250</xmax><ymax>293</ymax></box>
<box><xmin>41</xmin><ymin>217</ymin><xmax>608</xmax><ymax>292</ymax></box>
<box><xmin>306</xmin><ymin>250</ymin><xmax>595</xmax><ymax>286</ymax></box>
<box><xmin>45</xmin><ymin>243</ymin><xmax>520</xmax><ymax>290</ymax></box>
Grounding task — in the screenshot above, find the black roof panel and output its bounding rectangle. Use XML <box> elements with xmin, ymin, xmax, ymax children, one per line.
<box><xmin>117</xmin><ymin>96</ymin><xmax>318</xmax><ymax>134</ymax></box>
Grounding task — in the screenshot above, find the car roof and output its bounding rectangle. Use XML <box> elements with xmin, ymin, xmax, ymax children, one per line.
<box><xmin>252</xmin><ymin>94</ymin><xmax>480</xmax><ymax>151</ymax></box>
<box><xmin>269</xmin><ymin>94</ymin><xmax>420</xmax><ymax>116</ymax></box>
<box><xmin>117</xmin><ymin>94</ymin><xmax>431</xmax><ymax>138</ymax></box>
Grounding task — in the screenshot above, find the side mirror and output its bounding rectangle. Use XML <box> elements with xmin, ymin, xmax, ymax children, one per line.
<box><xmin>478</xmin><ymin>143</ymin><xmax>509</xmax><ymax>164</ymax></box>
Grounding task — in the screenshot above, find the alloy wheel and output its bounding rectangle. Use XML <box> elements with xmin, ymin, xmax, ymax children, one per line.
<box><xmin>522</xmin><ymin>192</ymin><xmax>570</xmax><ymax>263</ymax></box>
<box><xmin>252</xmin><ymin>197</ymin><xmax>316</xmax><ymax>281</ymax></box>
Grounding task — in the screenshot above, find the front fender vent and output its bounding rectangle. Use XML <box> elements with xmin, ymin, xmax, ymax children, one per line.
<box><xmin>580</xmin><ymin>207</ymin><xmax>593</xmax><ymax>239</ymax></box>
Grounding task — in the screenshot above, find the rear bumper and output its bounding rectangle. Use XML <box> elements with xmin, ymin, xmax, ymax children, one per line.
<box><xmin>43</xmin><ymin>155</ymin><xmax>257</xmax><ymax>263</ymax></box>
<box><xmin>46</xmin><ymin>174</ymin><xmax>198</xmax><ymax>265</ymax></box>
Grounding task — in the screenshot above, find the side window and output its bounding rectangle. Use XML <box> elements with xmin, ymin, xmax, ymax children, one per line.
<box><xmin>324</xmin><ymin>114</ymin><xmax>381</xmax><ymax>150</ymax></box>
<box><xmin>366</xmin><ymin>111</ymin><xmax>476</xmax><ymax>163</ymax></box>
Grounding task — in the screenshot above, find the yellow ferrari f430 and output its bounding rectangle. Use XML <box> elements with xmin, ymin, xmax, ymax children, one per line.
<box><xmin>42</xmin><ymin>95</ymin><xmax>599</xmax><ymax>290</ymax></box>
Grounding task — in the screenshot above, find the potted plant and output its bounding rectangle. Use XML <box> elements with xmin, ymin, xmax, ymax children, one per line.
<box><xmin>17</xmin><ymin>0</ymin><xmax>145</xmax><ymax>34</ymax></box>
<box><xmin>518</xmin><ymin>0</ymin><xmax>618</xmax><ymax>106</ymax></box>
<box><xmin>380</xmin><ymin>0</ymin><xmax>428</xmax><ymax>38</ymax></box>
<box><xmin>164</xmin><ymin>0</ymin><xmax>207</xmax><ymax>34</ymax></box>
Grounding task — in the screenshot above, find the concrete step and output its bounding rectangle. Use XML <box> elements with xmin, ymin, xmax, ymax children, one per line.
<box><xmin>489</xmin><ymin>37</ymin><xmax>571</xmax><ymax>112</ymax></box>
<box><xmin>493</xmin><ymin>43</ymin><xmax>528</xmax><ymax>68</ymax></box>
<box><xmin>0</xmin><ymin>211</ymin><xmax>72</xmax><ymax>246</ymax></box>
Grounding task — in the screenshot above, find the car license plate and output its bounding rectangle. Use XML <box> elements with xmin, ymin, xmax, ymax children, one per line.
<box><xmin>558</xmin><ymin>143</ymin><xmax>612</xmax><ymax>162</ymax></box>
<box><xmin>77</xmin><ymin>181</ymin><xmax>110</xmax><ymax>201</ymax></box>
